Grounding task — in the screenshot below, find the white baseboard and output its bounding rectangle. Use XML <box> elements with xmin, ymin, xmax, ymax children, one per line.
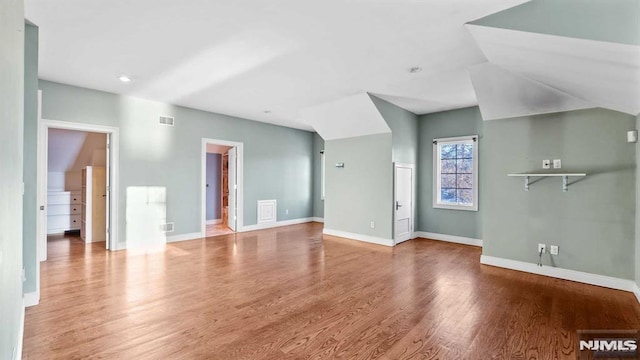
<box><xmin>323</xmin><ymin>228</ymin><xmax>394</xmax><ymax>247</ymax></box>
<box><xmin>414</xmin><ymin>231</ymin><xmax>483</xmax><ymax>247</ymax></box>
<box><xmin>481</xmin><ymin>255</ymin><xmax>639</xmax><ymax>300</ymax></box>
<box><xmin>167</xmin><ymin>232</ymin><xmax>204</xmax><ymax>243</ymax></box>
<box><xmin>311</xmin><ymin>217</ymin><xmax>324</xmax><ymax>223</ymax></box>
<box><xmin>241</xmin><ymin>217</ymin><xmax>315</xmax><ymax>232</ymax></box>
<box><xmin>24</xmin><ymin>291</ymin><xmax>39</xmax><ymax>307</ymax></box>
<box><xmin>206</xmin><ymin>219</ymin><xmax>222</xmax><ymax>225</ymax></box>
<box><xmin>17</xmin><ymin>299</ymin><xmax>25</xmax><ymax>360</ymax></box>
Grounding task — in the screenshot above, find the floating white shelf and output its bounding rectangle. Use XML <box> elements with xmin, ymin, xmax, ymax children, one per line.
<box><xmin>507</xmin><ymin>172</ymin><xmax>587</xmax><ymax>192</ymax></box>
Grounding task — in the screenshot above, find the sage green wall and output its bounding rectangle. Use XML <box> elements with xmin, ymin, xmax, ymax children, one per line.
<box><xmin>312</xmin><ymin>132</ymin><xmax>324</xmax><ymax>219</ymax></box>
<box><xmin>0</xmin><ymin>0</ymin><xmax>25</xmax><ymax>357</ymax></box>
<box><xmin>39</xmin><ymin>81</ymin><xmax>314</xmax><ymax>247</ymax></box>
<box><xmin>470</xmin><ymin>0</ymin><xmax>640</xmax><ymax>46</ymax></box>
<box><xmin>370</xmin><ymin>95</ymin><xmax>419</xmax><ymax>164</ymax></box>
<box><xmin>636</xmin><ymin>113</ymin><xmax>640</xmax><ymax>286</ymax></box>
<box><xmin>324</xmin><ymin>133</ymin><xmax>393</xmax><ymax>239</ymax></box>
<box><xmin>417</xmin><ymin>107</ymin><xmax>483</xmax><ymax>239</ymax></box>
<box><xmin>23</xmin><ymin>22</ymin><xmax>38</xmax><ymax>295</ymax></box>
<box><xmin>483</xmin><ymin>108</ymin><xmax>636</xmax><ymax>279</ymax></box>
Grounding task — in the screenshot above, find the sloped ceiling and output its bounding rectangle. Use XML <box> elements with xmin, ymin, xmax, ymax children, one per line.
<box><xmin>48</xmin><ymin>129</ymin><xmax>106</xmax><ymax>172</ymax></box>
<box><xmin>26</xmin><ymin>0</ymin><xmax>640</xmax><ymax>131</ymax></box>
<box><xmin>301</xmin><ymin>92</ymin><xmax>391</xmax><ymax>140</ymax></box>
<box><xmin>469</xmin><ymin>63</ymin><xmax>594</xmax><ymax>120</ymax></box>
<box><xmin>26</xmin><ymin>0</ymin><xmax>528</xmax><ymax>131</ymax></box>
<box><xmin>467</xmin><ymin>0</ymin><xmax>640</xmax><ymax>120</ymax></box>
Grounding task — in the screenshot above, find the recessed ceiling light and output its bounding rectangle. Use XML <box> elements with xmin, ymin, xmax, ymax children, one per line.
<box><xmin>409</xmin><ymin>67</ymin><xmax>422</xmax><ymax>73</ymax></box>
<box><xmin>118</xmin><ymin>75</ymin><xmax>132</xmax><ymax>83</ymax></box>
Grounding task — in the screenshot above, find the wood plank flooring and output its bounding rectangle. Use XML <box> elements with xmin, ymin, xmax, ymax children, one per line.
<box><xmin>206</xmin><ymin>223</ymin><xmax>235</xmax><ymax>237</ymax></box>
<box><xmin>25</xmin><ymin>223</ymin><xmax>639</xmax><ymax>359</ymax></box>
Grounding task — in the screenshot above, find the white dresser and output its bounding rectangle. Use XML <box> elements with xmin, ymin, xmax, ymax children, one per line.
<box><xmin>47</xmin><ymin>190</ymin><xmax>82</xmax><ymax>234</ymax></box>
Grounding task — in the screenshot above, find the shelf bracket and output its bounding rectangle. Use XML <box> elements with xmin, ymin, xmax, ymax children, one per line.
<box><xmin>524</xmin><ymin>176</ymin><xmax>530</xmax><ymax>191</ymax></box>
<box><xmin>562</xmin><ymin>176</ymin><xmax>568</xmax><ymax>192</ymax></box>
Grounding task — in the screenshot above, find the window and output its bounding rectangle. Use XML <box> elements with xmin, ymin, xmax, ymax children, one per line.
<box><xmin>433</xmin><ymin>135</ymin><xmax>478</xmax><ymax>211</ymax></box>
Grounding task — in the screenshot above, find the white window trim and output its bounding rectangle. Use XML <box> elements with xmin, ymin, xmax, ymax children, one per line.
<box><xmin>432</xmin><ymin>135</ymin><xmax>479</xmax><ymax>211</ymax></box>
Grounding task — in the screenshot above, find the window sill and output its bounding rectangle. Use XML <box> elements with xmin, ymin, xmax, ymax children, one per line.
<box><xmin>433</xmin><ymin>203</ymin><xmax>478</xmax><ymax>212</ymax></box>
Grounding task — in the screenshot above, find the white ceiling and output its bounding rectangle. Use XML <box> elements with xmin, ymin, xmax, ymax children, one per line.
<box><xmin>467</xmin><ymin>24</ymin><xmax>640</xmax><ymax>117</ymax></box>
<box><xmin>301</xmin><ymin>92</ymin><xmax>390</xmax><ymax>140</ymax></box>
<box><xmin>26</xmin><ymin>0</ymin><xmax>528</xmax><ymax>131</ymax></box>
<box><xmin>469</xmin><ymin>63</ymin><xmax>595</xmax><ymax>120</ymax></box>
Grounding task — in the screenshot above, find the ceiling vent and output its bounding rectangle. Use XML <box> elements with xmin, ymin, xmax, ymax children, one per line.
<box><xmin>159</xmin><ymin>115</ymin><xmax>175</xmax><ymax>126</ymax></box>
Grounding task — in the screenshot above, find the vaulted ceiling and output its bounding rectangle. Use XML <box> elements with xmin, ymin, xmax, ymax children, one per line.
<box><xmin>26</xmin><ymin>0</ymin><xmax>640</xmax><ymax>137</ymax></box>
<box><xmin>26</xmin><ymin>0</ymin><xmax>527</xmax><ymax>131</ymax></box>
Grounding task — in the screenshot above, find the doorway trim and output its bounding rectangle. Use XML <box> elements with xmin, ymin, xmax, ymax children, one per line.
<box><xmin>201</xmin><ymin>138</ymin><xmax>244</xmax><ymax>236</ymax></box>
<box><xmin>393</xmin><ymin>162</ymin><xmax>416</xmax><ymax>245</ymax></box>
<box><xmin>37</xmin><ymin>119</ymin><xmax>121</xmax><ymax>263</ymax></box>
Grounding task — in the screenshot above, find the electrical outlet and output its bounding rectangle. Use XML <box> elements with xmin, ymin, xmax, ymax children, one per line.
<box><xmin>538</xmin><ymin>243</ymin><xmax>546</xmax><ymax>253</ymax></box>
<box><xmin>553</xmin><ymin>159</ymin><xmax>562</xmax><ymax>169</ymax></box>
<box><xmin>542</xmin><ymin>160</ymin><xmax>551</xmax><ymax>169</ymax></box>
<box><xmin>550</xmin><ymin>245</ymin><xmax>559</xmax><ymax>255</ymax></box>
<box><xmin>370</xmin><ymin>221</ymin><xmax>375</xmax><ymax>229</ymax></box>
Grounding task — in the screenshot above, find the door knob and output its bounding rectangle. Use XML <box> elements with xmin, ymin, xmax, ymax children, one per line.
<box><xmin>396</xmin><ymin>201</ymin><xmax>402</xmax><ymax>210</ymax></box>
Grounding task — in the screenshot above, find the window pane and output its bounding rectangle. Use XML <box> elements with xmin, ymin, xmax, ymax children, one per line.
<box><xmin>457</xmin><ymin>173</ymin><xmax>473</xmax><ymax>189</ymax></box>
<box><xmin>441</xmin><ymin>188</ymin><xmax>457</xmax><ymax>203</ymax></box>
<box><xmin>459</xmin><ymin>144</ymin><xmax>473</xmax><ymax>158</ymax></box>
<box><xmin>457</xmin><ymin>158</ymin><xmax>473</xmax><ymax>173</ymax></box>
<box><xmin>434</xmin><ymin>138</ymin><xmax>477</xmax><ymax>209</ymax></box>
<box><xmin>457</xmin><ymin>189</ymin><xmax>473</xmax><ymax>205</ymax></box>
<box><xmin>441</xmin><ymin>174</ymin><xmax>456</xmax><ymax>188</ymax></box>
<box><xmin>440</xmin><ymin>144</ymin><xmax>457</xmax><ymax>159</ymax></box>
<box><xmin>441</xmin><ymin>160</ymin><xmax>457</xmax><ymax>173</ymax></box>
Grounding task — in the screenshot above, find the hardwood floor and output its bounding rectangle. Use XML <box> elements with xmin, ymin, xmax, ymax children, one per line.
<box><xmin>25</xmin><ymin>223</ymin><xmax>639</xmax><ymax>359</ymax></box>
<box><xmin>206</xmin><ymin>223</ymin><xmax>235</xmax><ymax>237</ymax></box>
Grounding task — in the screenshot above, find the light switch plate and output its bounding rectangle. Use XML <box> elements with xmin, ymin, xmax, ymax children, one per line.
<box><xmin>553</xmin><ymin>159</ymin><xmax>562</xmax><ymax>169</ymax></box>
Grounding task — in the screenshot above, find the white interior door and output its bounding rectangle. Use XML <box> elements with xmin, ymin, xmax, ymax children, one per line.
<box><xmin>394</xmin><ymin>163</ymin><xmax>414</xmax><ymax>244</ymax></box>
<box><xmin>227</xmin><ymin>147</ymin><xmax>237</xmax><ymax>231</ymax></box>
<box><xmin>105</xmin><ymin>134</ymin><xmax>111</xmax><ymax>249</ymax></box>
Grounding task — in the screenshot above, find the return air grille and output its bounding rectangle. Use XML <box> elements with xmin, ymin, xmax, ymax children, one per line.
<box><xmin>160</xmin><ymin>222</ymin><xmax>174</xmax><ymax>232</ymax></box>
<box><xmin>159</xmin><ymin>116</ymin><xmax>175</xmax><ymax>126</ymax></box>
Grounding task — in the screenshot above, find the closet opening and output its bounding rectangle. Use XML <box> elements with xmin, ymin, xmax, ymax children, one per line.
<box><xmin>37</xmin><ymin>120</ymin><xmax>120</xmax><ymax>264</ymax></box>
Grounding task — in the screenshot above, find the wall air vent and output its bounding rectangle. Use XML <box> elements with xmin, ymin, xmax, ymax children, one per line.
<box><xmin>160</xmin><ymin>222</ymin><xmax>174</xmax><ymax>232</ymax></box>
<box><xmin>159</xmin><ymin>115</ymin><xmax>175</xmax><ymax>126</ymax></box>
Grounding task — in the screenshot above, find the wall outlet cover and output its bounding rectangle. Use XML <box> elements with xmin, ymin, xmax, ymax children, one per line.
<box><xmin>542</xmin><ymin>160</ymin><xmax>551</xmax><ymax>169</ymax></box>
<box><xmin>550</xmin><ymin>245</ymin><xmax>559</xmax><ymax>255</ymax></box>
<box><xmin>538</xmin><ymin>243</ymin><xmax>546</xmax><ymax>253</ymax></box>
<box><xmin>553</xmin><ymin>159</ymin><xmax>562</xmax><ymax>169</ymax></box>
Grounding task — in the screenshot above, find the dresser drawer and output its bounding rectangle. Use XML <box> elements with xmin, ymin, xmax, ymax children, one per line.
<box><xmin>70</xmin><ymin>191</ymin><xmax>81</xmax><ymax>204</ymax></box>
<box><xmin>48</xmin><ymin>191</ymin><xmax>82</xmax><ymax>205</ymax></box>
<box><xmin>69</xmin><ymin>215</ymin><xmax>81</xmax><ymax>230</ymax></box>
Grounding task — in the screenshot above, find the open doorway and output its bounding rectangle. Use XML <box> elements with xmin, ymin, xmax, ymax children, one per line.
<box><xmin>201</xmin><ymin>138</ymin><xmax>244</xmax><ymax>237</ymax></box>
<box><xmin>46</xmin><ymin>128</ymin><xmax>107</xmax><ymax>251</ymax></box>
<box><xmin>38</xmin><ymin>120</ymin><xmax>120</xmax><ymax>262</ymax></box>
